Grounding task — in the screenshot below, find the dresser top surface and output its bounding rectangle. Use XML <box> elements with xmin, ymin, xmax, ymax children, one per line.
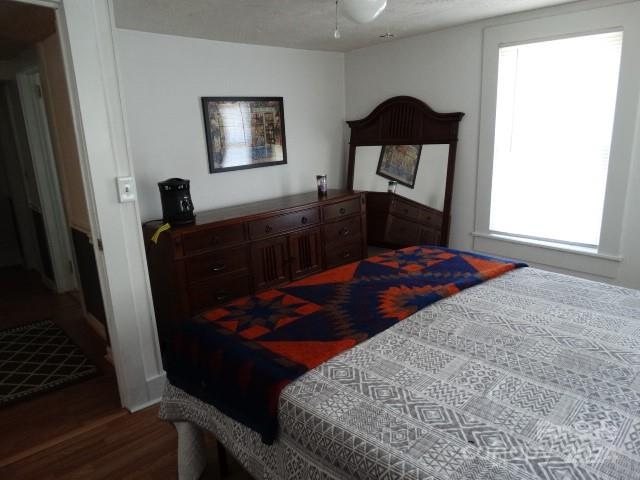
<box><xmin>145</xmin><ymin>189</ymin><xmax>360</xmax><ymax>232</ymax></box>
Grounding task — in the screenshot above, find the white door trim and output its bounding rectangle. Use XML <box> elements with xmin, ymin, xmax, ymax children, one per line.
<box><xmin>16</xmin><ymin>68</ymin><xmax>76</xmax><ymax>292</ymax></box>
<box><xmin>16</xmin><ymin>0</ymin><xmax>166</xmax><ymax>410</ymax></box>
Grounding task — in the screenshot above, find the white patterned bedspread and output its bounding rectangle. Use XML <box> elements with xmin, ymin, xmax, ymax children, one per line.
<box><xmin>159</xmin><ymin>267</ymin><xmax>640</xmax><ymax>479</ymax></box>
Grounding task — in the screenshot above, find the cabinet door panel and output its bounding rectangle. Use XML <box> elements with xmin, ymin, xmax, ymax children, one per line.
<box><xmin>251</xmin><ymin>236</ymin><xmax>289</xmax><ymax>291</ymax></box>
<box><xmin>289</xmin><ymin>228</ymin><xmax>322</xmax><ymax>280</ymax></box>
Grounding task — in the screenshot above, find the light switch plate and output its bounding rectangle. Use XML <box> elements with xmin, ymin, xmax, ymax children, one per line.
<box><xmin>116</xmin><ymin>176</ymin><xmax>136</xmax><ymax>203</ymax></box>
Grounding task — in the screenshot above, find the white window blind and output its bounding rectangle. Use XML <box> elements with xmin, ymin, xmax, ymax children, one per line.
<box><xmin>490</xmin><ymin>31</ymin><xmax>623</xmax><ymax>247</ymax></box>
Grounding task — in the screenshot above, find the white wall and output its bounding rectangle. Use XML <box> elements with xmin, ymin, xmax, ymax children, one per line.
<box><xmin>116</xmin><ymin>29</ymin><xmax>346</xmax><ymax>221</ymax></box>
<box><xmin>345</xmin><ymin>0</ymin><xmax>640</xmax><ymax>289</ymax></box>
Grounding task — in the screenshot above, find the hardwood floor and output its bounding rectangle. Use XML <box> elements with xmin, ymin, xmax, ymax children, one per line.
<box><xmin>0</xmin><ymin>267</ymin><xmax>252</xmax><ymax>479</ymax></box>
<box><xmin>0</xmin><ymin>265</ymin><xmax>113</xmax><ymax>370</ymax></box>
<box><xmin>1</xmin><ymin>405</ymin><xmax>252</xmax><ymax>479</ymax></box>
<box><xmin>0</xmin><ymin>267</ymin><xmax>119</xmax><ymax>468</ymax></box>
<box><xmin>0</xmin><ymin>374</ymin><xmax>122</xmax><ymax>462</ymax></box>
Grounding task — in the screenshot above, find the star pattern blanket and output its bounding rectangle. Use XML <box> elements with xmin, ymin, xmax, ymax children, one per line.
<box><xmin>166</xmin><ymin>246</ymin><xmax>526</xmax><ymax>443</ymax></box>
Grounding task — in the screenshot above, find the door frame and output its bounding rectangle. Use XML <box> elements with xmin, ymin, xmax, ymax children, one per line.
<box><xmin>16</xmin><ymin>67</ymin><xmax>76</xmax><ymax>292</ymax></box>
<box><xmin>16</xmin><ymin>0</ymin><xmax>166</xmax><ymax>410</ymax></box>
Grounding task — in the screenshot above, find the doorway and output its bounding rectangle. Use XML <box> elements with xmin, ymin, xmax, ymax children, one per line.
<box><xmin>0</xmin><ymin>0</ymin><xmax>122</xmax><ymax>464</ymax></box>
<box><xmin>1</xmin><ymin>0</ymin><xmax>167</xmax><ymax>416</ymax></box>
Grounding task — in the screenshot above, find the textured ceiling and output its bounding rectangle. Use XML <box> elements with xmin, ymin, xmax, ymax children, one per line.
<box><xmin>113</xmin><ymin>0</ymin><xmax>580</xmax><ymax>52</ymax></box>
<box><xmin>0</xmin><ymin>0</ymin><xmax>55</xmax><ymax>60</ymax></box>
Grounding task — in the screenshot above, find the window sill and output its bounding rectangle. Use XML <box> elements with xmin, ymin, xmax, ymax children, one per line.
<box><xmin>471</xmin><ymin>232</ymin><xmax>622</xmax><ymax>261</ymax></box>
<box><xmin>471</xmin><ymin>231</ymin><xmax>622</xmax><ymax>278</ymax></box>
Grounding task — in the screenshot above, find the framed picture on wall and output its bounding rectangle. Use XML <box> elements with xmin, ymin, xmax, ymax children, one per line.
<box><xmin>376</xmin><ymin>144</ymin><xmax>422</xmax><ymax>188</ymax></box>
<box><xmin>201</xmin><ymin>97</ymin><xmax>287</xmax><ymax>173</ymax></box>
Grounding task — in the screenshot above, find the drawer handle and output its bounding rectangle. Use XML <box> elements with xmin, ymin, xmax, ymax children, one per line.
<box><xmin>301</xmin><ymin>216</ymin><xmax>308</xmax><ymax>224</ymax></box>
<box><xmin>339</xmin><ymin>228</ymin><xmax>350</xmax><ymax>236</ymax></box>
<box><xmin>265</xmin><ymin>225</ymin><xmax>273</xmax><ymax>233</ymax></box>
<box><xmin>214</xmin><ymin>291</ymin><xmax>230</xmax><ymax>302</ymax></box>
<box><xmin>210</xmin><ymin>235</ymin><xmax>221</xmax><ymax>245</ymax></box>
<box><xmin>210</xmin><ymin>264</ymin><xmax>226</xmax><ymax>273</ymax></box>
<box><xmin>341</xmin><ymin>252</ymin><xmax>352</xmax><ymax>259</ymax></box>
<box><xmin>339</xmin><ymin>207</ymin><xmax>346</xmax><ymax>214</ymax></box>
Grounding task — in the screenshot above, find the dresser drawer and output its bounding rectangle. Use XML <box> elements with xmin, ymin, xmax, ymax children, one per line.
<box><xmin>184</xmin><ymin>246</ymin><xmax>249</xmax><ymax>284</ymax></box>
<box><xmin>325</xmin><ymin>239</ymin><xmax>363</xmax><ymax>268</ymax></box>
<box><xmin>386</xmin><ymin>215</ymin><xmax>421</xmax><ymax>246</ymax></box>
<box><xmin>188</xmin><ymin>273</ymin><xmax>251</xmax><ymax>314</ymax></box>
<box><xmin>182</xmin><ymin>223</ymin><xmax>245</xmax><ymax>254</ymax></box>
<box><xmin>391</xmin><ymin>198</ymin><xmax>422</xmax><ymax>222</ymax></box>
<box><xmin>323</xmin><ymin>216</ymin><xmax>362</xmax><ymax>245</ymax></box>
<box><xmin>323</xmin><ymin>197</ymin><xmax>361</xmax><ymax>221</ymax></box>
<box><xmin>422</xmin><ymin>210</ymin><xmax>443</xmax><ymax>229</ymax></box>
<box><xmin>420</xmin><ymin>226</ymin><xmax>442</xmax><ymax>246</ymax></box>
<box><xmin>249</xmin><ymin>208</ymin><xmax>320</xmax><ymax>240</ymax></box>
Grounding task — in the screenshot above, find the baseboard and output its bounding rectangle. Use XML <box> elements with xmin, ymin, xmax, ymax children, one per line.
<box><xmin>128</xmin><ymin>371</ymin><xmax>166</xmax><ymax>413</ymax></box>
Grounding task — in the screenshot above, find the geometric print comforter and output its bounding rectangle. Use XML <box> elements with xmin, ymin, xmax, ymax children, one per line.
<box><xmin>159</xmin><ymin>267</ymin><xmax>640</xmax><ymax>480</ymax></box>
<box><xmin>165</xmin><ymin>246</ymin><xmax>524</xmax><ymax>444</ymax></box>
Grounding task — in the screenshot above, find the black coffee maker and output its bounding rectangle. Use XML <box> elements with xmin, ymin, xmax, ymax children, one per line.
<box><xmin>158</xmin><ymin>178</ymin><xmax>195</xmax><ymax>225</ymax></box>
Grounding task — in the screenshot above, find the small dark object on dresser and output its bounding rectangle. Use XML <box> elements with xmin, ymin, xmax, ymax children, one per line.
<box><xmin>158</xmin><ymin>178</ymin><xmax>195</xmax><ymax>225</ymax></box>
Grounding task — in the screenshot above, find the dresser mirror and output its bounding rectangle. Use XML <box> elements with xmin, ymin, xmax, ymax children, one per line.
<box><xmin>352</xmin><ymin>144</ymin><xmax>449</xmax><ymax>211</ymax></box>
<box><xmin>347</xmin><ymin>96</ymin><xmax>464</xmax><ymax>248</ymax></box>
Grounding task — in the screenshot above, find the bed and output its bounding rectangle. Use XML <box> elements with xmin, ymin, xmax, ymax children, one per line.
<box><xmin>159</xmin><ymin>248</ymin><xmax>640</xmax><ymax>480</ymax></box>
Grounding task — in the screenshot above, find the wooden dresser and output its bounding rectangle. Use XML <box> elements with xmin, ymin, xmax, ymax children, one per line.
<box><xmin>367</xmin><ymin>192</ymin><xmax>444</xmax><ymax>248</ymax></box>
<box><xmin>143</xmin><ymin>190</ymin><xmax>366</xmax><ymax>344</ymax></box>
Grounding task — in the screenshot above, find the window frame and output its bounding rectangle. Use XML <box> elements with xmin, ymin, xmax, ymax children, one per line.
<box><xmin>474</xmin><ymin>3</ymin><xmax>640</xmax><ymax>278</ymax></box>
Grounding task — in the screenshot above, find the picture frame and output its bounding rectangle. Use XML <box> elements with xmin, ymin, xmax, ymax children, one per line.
<box><xmin>376</xmin><ymin>144</ymin><xmax>422</xmax><ymax>188</ymax></box>
<box><xmin>201</xmin><ymin>96</ymin><xmax>287</xmax><ymax>173</ymax></box>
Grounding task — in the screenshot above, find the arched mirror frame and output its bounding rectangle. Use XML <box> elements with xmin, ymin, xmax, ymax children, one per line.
<box><xmin>346</xmin><ymin>96</ymin><xmax>464</xmax><ymax>246</ymax></box>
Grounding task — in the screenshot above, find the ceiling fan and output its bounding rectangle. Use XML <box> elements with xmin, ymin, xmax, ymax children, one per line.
<box><xmin>334</xmin><ymin>0</ymin><xmax>388</xmax><ymax>39</ymax></box>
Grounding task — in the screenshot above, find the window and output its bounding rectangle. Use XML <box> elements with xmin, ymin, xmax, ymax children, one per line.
<box><xmin>489</xmin><ymin>32</ymin><xmax>623</xmax><ymax>248</ymax></box>
<box><xmin>475</xmin><ymin>4</ymin><xmax>640</xmax><ymax>277</ymax></box>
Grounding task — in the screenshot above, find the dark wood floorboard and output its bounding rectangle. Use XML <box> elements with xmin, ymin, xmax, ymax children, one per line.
<box><xmin>0</xmin><ymin>266</ymin><xmax>78</xmax><ymax>329</ymax></box>
<box><xmin>0</xmin><ymin>267</ymin><xmax>252</xmax><ymax>479</ymax></box>
<box><xmin>1</xmin><ymin>406</ymin><xmax>252</xmax><ymax>480</ymax></box>
<box><xmin>0</xmin><ymin>266</ymin><xmax>120</xmax><ymax>462</ymax></box>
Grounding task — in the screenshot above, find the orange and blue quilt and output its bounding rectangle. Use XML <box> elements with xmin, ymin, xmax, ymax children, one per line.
<box><xmin>166</xmin><ymin>246</ymin><xmax>526</xmax><ymax>443</ymax></box>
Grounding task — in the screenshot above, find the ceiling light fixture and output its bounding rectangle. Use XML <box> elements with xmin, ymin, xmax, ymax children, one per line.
<box><xmin>342</xmin><ymin>0</ymin><xmax>387</xmax><ymax>24</ymax></box>
<box><xmin>334</xmin><ymin>0</ymin><xmax>341</xmax><ymax>39</ymax></box>
<box><xmin>333</xmin><ymin>0</ymin><xmax>387</xmax><ymax>39</ymax></box>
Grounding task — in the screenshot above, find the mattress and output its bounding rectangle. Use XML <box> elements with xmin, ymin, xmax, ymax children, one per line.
<box><xmin>160</xmin><ymin>267</ymin><xmax>640</xmax><ymax>479</ymax></box>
